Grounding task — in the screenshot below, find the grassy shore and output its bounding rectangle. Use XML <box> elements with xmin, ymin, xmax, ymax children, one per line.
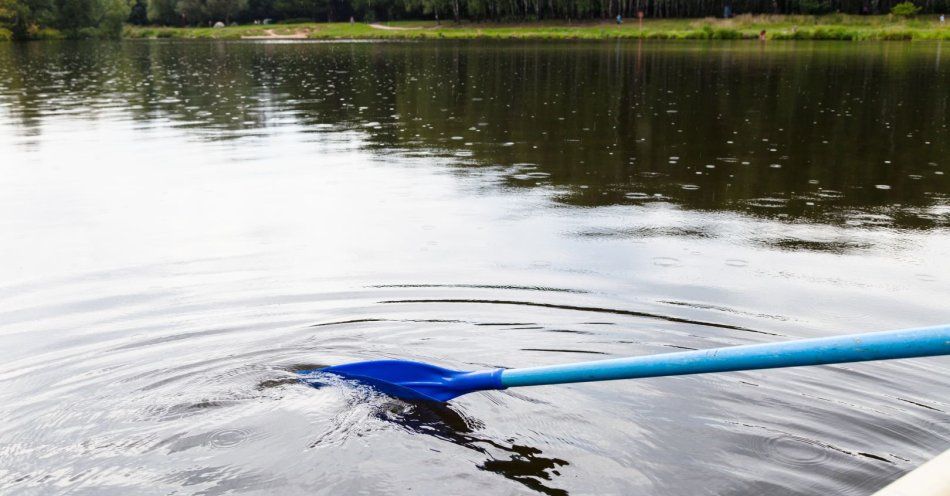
<box><xmin>120</xmin><ymin>15</ymin><xmax>950</xmax><ymax>41</ymax></box>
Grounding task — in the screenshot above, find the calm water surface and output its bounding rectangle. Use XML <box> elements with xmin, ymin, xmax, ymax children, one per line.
<box><xmin>0</xmin><ymin>40</ymin><xmax>948</xmax><ymax>495</ymax></box>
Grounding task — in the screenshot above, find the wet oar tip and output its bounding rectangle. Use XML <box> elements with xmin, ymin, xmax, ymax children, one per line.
<box><xmin>298</xmin><ymin>360</ymin><xmax>505</xmax><ymax>403</ymax></box>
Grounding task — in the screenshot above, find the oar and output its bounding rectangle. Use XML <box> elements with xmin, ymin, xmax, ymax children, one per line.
<box><xmin>299</xmin><ymin>324</ymin><xmax>950</xmax><ymax>403</ymax></box>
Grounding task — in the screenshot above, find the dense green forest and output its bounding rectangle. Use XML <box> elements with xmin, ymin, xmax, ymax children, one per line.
<box><xmin>0</xmin><ymin>0</ymin><xmax>946</xmax><ymax>40</ymax></box>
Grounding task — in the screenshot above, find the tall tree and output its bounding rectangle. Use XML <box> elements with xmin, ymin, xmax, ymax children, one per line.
<box><xmin>403</xmin><ymin>0</ymin><xmax>451</xmax><ymax>22</ymax></box>
<box><xmin>53</xmin><ymin>0</ymin><xmax>98</xmax><ymax>35</ymax></box>
<box><xmin>49</xmin><ymin>0</ymin><xmax>129</xmax><ymax>37</ymax></box>
<box><xmin>175</xmin><ymin>0</ymin><xmax>206</xmax><ymax>23</ymax></box>
<box><xmin>96</xmin><ymin>0</ymin><xmax>130</xmax><ymax>36</ymax></box>
<box><xmin>245</xmin><ymin>0</ymin><xmax>276</xmax><ymax>21</ymax></box>
<box><xmin>0</xmin><ymin>0</ymin><xmax>17</xmax><ymax>25</ymax></box>
<box><xmin>274</xmin><ymin>0</ymin><xmax>326</xmax><ymax>19</ymax></box>
<box><xmin>128</xmin><ymin>0</ymin><xmax>149</xmax><ymax>23</ymax></box>
<box><xmin>147</xmin><ymin>0</ymin><xmax>178</xmax><ymax>23</ymax></box>
<box><xmin>205</xmin><ymin>0</ymin><xmax>247</xmax><ymax>21</ymax></box>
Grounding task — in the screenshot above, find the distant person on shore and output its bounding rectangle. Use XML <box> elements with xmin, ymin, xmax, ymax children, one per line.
<box><xmin>616</xmin><ymin>14</ymin><xmax>622</xmax><ymax>24</ymax></box>
<box><xmin>724</xmin><ymin>5</ymin><xmax>732</xmax><ymax>18</ymax></box>
<box><xmin>940</xmin><ymin>14</ymin><xmax>945</xmax><ymax>23</ymax></box>
<box><xmin>759</xmin><ymin>30</ymin><xmax>767</xmax><ymax>41</ymax></box>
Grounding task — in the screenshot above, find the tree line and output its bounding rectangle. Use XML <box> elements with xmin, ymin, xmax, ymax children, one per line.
<box><xmin>1</xmin><ymin>0</ymin><xmax>946</xmax><ymax>40</ymax></box>
<box><xmin>140</xmin><ymin>0</ymin><xmax>948</xmax><ymax>25</ymax></box>
<box><xmin>1</xmin><ymin>0</ymin><xmax>129</xmax><ymax>38</ymax></box>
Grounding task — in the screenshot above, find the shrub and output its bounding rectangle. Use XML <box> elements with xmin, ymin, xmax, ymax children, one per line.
<box><xmin>682</xmin><ymin>26</ymin><xmax>742</xmax><ymax>39</ymax></box>
<box><xmin>812</xmin><ymin>26</ymin><xmax>855</xmax><ymax>39</ymax></box>
<box><xmin>879</xmin><ymin>29</ymin><xmax>913</xmax><ymax>39</ymax></box>
<box><xmin>33</xmin><ymin>27</ymin><xmax>65</xmax><ymax>40</ymax></box>
<box><xmin>123</xmin><ymin>26</ymin><xmax>144</xmax><ymax>38</ymax></box>
<box><xmin>0</xmin><ymin>27</ymin><xmax>11</xmax><ymax>41</ymax></box>
<box><xmin>683</xmin><ymin>25</ymin><xmax>714</xmax><ymax>38</ymax></box>
<box><xmin>891</xmin><ymin>2</ymin><xmax>921</xmax><ymax>16</ymax></box>
<box><xmin>711</xmin><ymin>27</ymin><xmax>742</xmax><ymax>39</ymax></box>
<box><xmin>77</xmin><ymin>27</ymin><xmax>100</xmax><ymax>39</ymax></box>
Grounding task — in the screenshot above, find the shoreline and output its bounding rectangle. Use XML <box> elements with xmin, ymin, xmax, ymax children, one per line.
<box><xmin>118</xmin><ymin>16</ymin><xmax>950</xmax><ymax>41</ymax></box>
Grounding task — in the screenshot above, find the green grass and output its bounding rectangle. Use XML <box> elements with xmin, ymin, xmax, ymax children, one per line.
<box><xmin>118</xmin><ymin>15</ymin><xmax>950</xmax><ymax>42</ymax></box>
<box><xmin>124</xmin><ymin>22</ymin><xmax>317</xmax><ymax>40</ymax></box>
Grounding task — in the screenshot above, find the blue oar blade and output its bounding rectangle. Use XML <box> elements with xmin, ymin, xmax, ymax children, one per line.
<box><xmin>299</xmin><ymin>360</ymin><xmax>505</xmax><ymax>402</ymax></box>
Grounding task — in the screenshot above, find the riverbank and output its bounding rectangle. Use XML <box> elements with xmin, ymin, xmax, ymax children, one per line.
<box><xmin>119</xmin><ymin>16</ymin><xmax>950</xmax><ymax>41</ymax></box>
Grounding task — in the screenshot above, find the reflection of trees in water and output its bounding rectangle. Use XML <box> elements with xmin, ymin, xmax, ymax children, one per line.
<box><xmin>380</xmin><ymin>400</ymin><xmax>569</xmax><ymax>496</ymax></box>
<box><xmin>0</xmin><ymin>41</ymin><xmax>946</xmax><ymax>228</ymax></box>
<box><xmin>381</xmin><ymin>43</ymin><xmax>949</xmax><ymax>229</ymax></box>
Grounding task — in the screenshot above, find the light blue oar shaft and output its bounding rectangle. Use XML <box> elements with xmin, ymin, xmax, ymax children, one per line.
<box><xmin>500</xmin><ymin>325</ymin><xmax>950</xmax><ymax>388</ymax></box>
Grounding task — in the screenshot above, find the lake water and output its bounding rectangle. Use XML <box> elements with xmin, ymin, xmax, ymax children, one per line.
<box><xmin>0</xmin><ymin>40</ymin><xmax>948</xmax><ymax>495</ymax></box>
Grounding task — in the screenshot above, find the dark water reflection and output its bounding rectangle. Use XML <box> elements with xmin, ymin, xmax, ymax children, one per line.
<box><xmin>0</xmin><ymin>40</ymin><xmax>948</xmax><ymax>495</ymax></box>
<box><xmin>383</xmin><ymin>400</ymin><xmax>569</xmax><ymax>496</ymax></box>
<box><xmin>0</xmin><ymin>41</ymin><xmax>946</xmax><ymax>230</ymax></box>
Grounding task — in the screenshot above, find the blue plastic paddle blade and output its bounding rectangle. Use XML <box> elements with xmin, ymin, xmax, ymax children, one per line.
<box><xmin>299</xmin><ymin>360</ymin><xmax>505</xmax><ymax>402</ymax></box>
